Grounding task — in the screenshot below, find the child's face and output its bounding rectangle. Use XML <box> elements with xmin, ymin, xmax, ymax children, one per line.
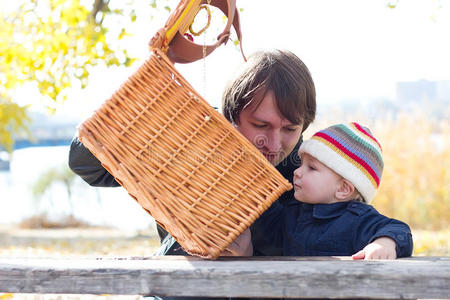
<box><xmin>293</xmin><ymin>153</ymin><xmax>343</xmax><ymax>204</ymax></box>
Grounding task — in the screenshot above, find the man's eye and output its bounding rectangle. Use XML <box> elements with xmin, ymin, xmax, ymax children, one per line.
<box><xmin>286</xmin><ymin>127</ymin><xmax>298</xmax><ymax>132</ymax></box>
<box><xmin>252</xmin><ymin>123</ymin><xmax>266</xmax><ymax>128</ymax></box>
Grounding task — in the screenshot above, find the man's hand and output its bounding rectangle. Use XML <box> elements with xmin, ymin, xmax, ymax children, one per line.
<box><xmin>352</xmin><ymin>237</ymin><xmax>397</xmax><ymax>260</ymax></box>
<box><xmin>220</xmin><ymin>228</ymin><xmax>253</xmax><ymax>256</ymax></box>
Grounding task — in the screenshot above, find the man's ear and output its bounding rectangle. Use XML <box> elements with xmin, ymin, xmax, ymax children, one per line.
<box><xmin>335</xmin><ymin>178</ymin><xmax>355</xmax><ymax>200</ymax></box>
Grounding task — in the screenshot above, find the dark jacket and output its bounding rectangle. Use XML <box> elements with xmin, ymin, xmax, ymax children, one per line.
<box><xmin>257</xmin><ymin>199</ymin><xmax>413</xmax><ymax>257</ymax></box>
<box><xmin>68</xmin><ymin>135</ymin><xmax>303</xmax><ymax>256</ymax></box>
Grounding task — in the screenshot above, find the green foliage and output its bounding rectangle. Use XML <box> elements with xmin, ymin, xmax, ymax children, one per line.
<box><xmin>32</xmin><ymin>164</ymin><xmax>78</xmax><ymax>216</ymax></box>
<box><xmin>0</xmin><ymin>0</ymin><xmax>135</xmax><ymax>100</ymax></box>
<box><xmin>0</xmin><ymin>0</ymin><xmax>138</xmax><ymax>150</ymax></box>
<box><xmin>1</xmin><ymin>0</ymin><xmax>135</xmax><ymax>101</ymax></box>
<box><xmin>30</xmin><ymin>164</ymin><xmax>102</xmax><ymax>227</ymax></box>
<box><xmin>0</xmin><ymin>99</ymin><xmax>30</xmax><ymax>152</ymax></box>
<box><xmin>386</xmin><ymin>0</ymin><xmax>399</xmax><ymax>9</ymax></box>
<box><xmin>32</xmin><ymin>164</ymin><xmax>77</xmax><ymax>200</ymax></box>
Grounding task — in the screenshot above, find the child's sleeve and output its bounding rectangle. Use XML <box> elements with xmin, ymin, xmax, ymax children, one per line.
<box><xmin>355</xmin><ymin>207</ymin><xmax>413</xmax><ymax>258</ymax></box>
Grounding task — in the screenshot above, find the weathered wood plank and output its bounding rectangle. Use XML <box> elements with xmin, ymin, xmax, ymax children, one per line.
<box><xmin>0</xmin><ymin>256</ymin><xmax>449</xmax><ymax>299</ymax></box>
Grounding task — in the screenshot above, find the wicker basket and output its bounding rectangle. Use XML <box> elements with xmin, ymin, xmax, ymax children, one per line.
<box><xmin>78</xmin><ymin>2</ymin><xmax>292</xmax><ymax>259</ymax></box>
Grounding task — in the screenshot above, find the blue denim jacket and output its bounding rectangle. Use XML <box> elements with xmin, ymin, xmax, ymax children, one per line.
<box><xmin>257</xmin><ymin>200</ymin><xmax>413</xmax><ymax>257</ymax></box>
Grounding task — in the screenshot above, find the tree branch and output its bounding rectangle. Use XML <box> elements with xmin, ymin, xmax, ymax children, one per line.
<box><xmin>91</xmin><ymin>0</ymin><xmax>109</xmax><ymax>22</ymax></box>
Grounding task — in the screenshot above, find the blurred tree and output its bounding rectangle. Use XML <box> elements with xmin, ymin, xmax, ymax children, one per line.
<box><xmin>0</xmin><ymin>99</ymin><xmax>30</xmax><ymax>152</ymax></box>
<box><xmin>0</xmin><ymin>0</ymin><xmax>168</xmax><ymax>151</ymax></box>
<box><xmin>32</xmin><ymin>164</ymin><xmax>78</xmax><ymax>214</ymax></box>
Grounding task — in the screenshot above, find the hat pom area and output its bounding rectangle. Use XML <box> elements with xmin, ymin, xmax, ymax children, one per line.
<box><xmin>299</xmin><ymin>122</ymin><xmax>383</xmax><ymax>203</ymax></box>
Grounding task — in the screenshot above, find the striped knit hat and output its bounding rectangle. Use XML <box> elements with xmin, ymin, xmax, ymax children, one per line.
<box><xmin>299</xmin><ymin>122</ymin><xmax>383</xmax><ymax>203</ymax></box>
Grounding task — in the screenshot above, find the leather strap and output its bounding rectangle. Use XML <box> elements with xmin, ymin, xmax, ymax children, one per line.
<box><xmin>151</xmin><ymin>0</ymin><xmax>245</xmax><ymax>64</ymax></box>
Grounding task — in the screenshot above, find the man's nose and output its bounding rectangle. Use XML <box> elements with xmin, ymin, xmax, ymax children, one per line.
<box><xmin>266</xmin><ymin>130</ymin><xmax>282</xmax><ymax>152</ymax></box>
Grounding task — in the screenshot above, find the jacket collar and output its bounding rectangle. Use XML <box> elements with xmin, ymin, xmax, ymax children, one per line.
<box><xmin>276</xmin><ymin>136</ymin><xmax>303</xmax><ymax>179</ymax></box>
<box><xmin>312</xmin><ymin>201</ymin><xmax>353</xmax><ymax>219</ymax></box>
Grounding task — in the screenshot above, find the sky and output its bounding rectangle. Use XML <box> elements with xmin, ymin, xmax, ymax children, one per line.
<box><xmin>6</xmin><ymin>0</ymin><xmax>450</xmax><ymax>121</ymax></box>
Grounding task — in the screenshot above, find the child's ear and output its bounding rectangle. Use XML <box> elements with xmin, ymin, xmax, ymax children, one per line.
<box><xmin>335</xmin><ymin>179</ymin><xmax>355</xmax><ymax>200</ymax></box>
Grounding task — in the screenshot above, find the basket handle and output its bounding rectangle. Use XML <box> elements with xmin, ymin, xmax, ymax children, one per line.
<box><xmin>150</xmin><ymin>0</ymin><xmax>245</xmax><ymax>64</ymax></box>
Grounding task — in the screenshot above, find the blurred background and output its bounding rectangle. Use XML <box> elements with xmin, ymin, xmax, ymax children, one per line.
<box><xmin>0</xmin><ymin>0</ymin><xmax>449</xmax><ymax>284</ymax></box>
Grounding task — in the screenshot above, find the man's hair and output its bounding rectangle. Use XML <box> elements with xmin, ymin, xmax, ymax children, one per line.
<box><xmin>222</xmin><ymin>49</ymin><xmax>316</xmax><ymax>132</ymax></box>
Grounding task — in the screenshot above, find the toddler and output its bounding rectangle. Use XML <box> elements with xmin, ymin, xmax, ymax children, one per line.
<box><xmin>256</xmin><ymin>122</ymin><xmax>413</xmax><ymax>259</ymax></box>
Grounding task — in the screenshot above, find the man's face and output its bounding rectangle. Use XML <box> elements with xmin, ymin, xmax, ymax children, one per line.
<box><xmin>236</xmin><ymin>90</ymin><xmax>303</xmax><ymax>166</ymax></box>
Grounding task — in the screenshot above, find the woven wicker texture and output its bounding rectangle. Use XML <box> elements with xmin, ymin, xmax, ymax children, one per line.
<box><xmin>78</xmin><ymin>48</ymin><xmax>292</xmax><ymax>259</ymax></box>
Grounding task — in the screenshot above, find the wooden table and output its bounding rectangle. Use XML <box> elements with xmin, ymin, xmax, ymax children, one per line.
<box><xmin>1</xmin><ymin>256</ymin><xmax>449</xmax><ymax>299</ymax></box>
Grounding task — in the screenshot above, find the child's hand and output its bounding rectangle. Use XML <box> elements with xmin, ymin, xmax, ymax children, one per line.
<box><xmin>352</xmin><ymin>237</ymin><xmax>397</xmax><ymax>260</ymax></box>
<box><xmin>220</xmin><ymin>228</ymin><xmax>253</xmax><ymax>256</ymax></box>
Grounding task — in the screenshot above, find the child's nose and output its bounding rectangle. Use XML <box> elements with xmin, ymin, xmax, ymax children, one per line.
<box><xmin>294</xmin><ymin>166</ymin><xmax>303</xmax><ymax>178</ymax></box>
